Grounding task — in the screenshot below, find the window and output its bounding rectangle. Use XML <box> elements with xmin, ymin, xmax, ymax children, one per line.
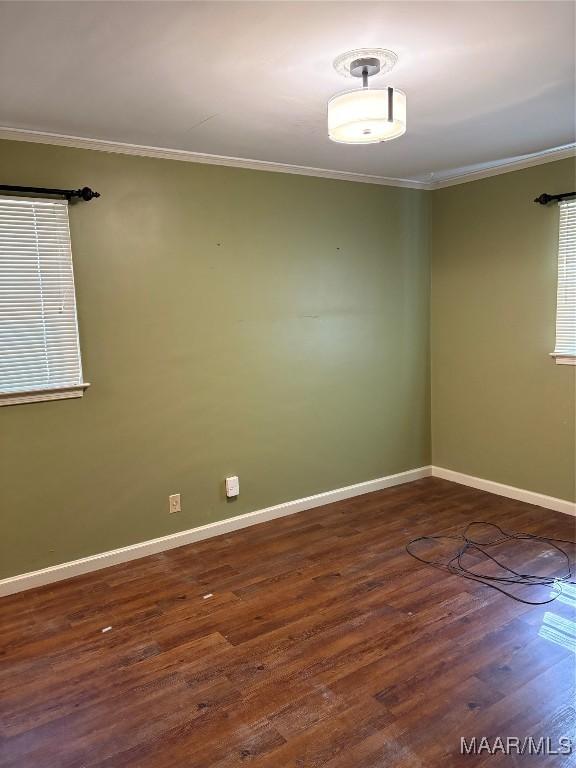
<box><xmin>0</xmin><ymin>196</ymin><xmax>88</xmax><ymax>405</ymax></box>
<box><xmin>552</xmin><ymin>199</ymin><xmax>576</xmax><ymax>365</ymax></box>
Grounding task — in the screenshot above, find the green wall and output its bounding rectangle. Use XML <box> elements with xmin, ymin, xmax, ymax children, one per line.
<box><xmin>3</xmin><ymin>139</ymin><xmax>572</xmax><ymax>581</ymax></box>
<box><xmin>0</xmin><ymin>139</ymin><xmax>430</xmax><ymax>579</ymax></box>
<box><xmin>431</xmin><ymin>158</ymin><xmax>576</xmax><ymax>502</ymax></box>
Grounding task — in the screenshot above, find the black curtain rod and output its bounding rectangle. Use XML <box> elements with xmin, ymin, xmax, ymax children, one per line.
<box><xmin>0</xmin><ymin>184</ymin><xmax>100</xmax><ymax>202</ymax></box>
<box><xmin>534</xmin><ymin>191</ymin><xmax>576</xmax><ymax>205</ymax></box>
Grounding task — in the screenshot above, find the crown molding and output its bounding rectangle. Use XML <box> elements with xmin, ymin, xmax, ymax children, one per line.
<box><xmin>0</xmin><ymin>126</ymin><xmax>573</xmax><ymax>191</ymax></box>
<box><xmin>430</xmin><ymin>144</ymin><xmax>576</xmax><ymax>189</ymax></box>
<box><xmin>0</xmin><ymin>126</ymin><xmax>427</xmax><ymax>189</ymax></box>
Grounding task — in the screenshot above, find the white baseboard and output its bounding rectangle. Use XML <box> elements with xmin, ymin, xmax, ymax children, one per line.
<box><xmin>432</xmin><ymin>466</ymin><xmax>576</xmax><ymax>517</ymax></box>
<box><xmin>0</xmin><ymin>466</ymin><xmax>431</xmax><ymax>597</ymax></box>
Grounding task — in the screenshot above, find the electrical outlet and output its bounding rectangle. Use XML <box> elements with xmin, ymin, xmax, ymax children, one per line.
<box><xmin>169</xmin><ymin>493</ymin><xmax>181</xmax><ymax>513</ymax></box>
<box><xmin>225</xmin><ymin>476</ymin><xmax>239</xmax><ymax>498</ymax></box>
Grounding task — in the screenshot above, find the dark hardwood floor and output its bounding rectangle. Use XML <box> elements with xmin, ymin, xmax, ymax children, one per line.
<box><xmin>1</xmin><ymin>477</ymin><xmax>575</xmax><ymax>767</ymax></box>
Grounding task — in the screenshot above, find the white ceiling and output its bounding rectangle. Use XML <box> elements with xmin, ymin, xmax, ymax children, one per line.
<box><xmin>0</xmin><ymin>1</ymin><xmax>574</xmax><ymax>184</ymax></box>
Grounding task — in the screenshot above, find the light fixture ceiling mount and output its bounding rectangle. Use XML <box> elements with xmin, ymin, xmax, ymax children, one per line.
<box><xmin>328</xmin><ymin>48</ymin><xmax>406</xmax><ymax>145</ymax></box>
<box><xmin>333</xmin><ymin>48</ymin><xmax>398</xmax><ymax>79</ymax></box>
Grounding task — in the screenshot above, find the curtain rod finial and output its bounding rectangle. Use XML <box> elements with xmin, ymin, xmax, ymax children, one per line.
<box><xmin>71</xmin><ymin>187</ymin><xmax>100</xmax><ymax>202</ymax></box>
<box><xmin>534</xmin><ymin>193</ymin><xmax>553</xmax><ymax>205</ymax></box>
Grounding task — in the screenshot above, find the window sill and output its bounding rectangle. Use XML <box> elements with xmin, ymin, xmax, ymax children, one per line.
<box><xmin>550</xmin><ymin>354</ymin><xmax>576</xmax><ymax>366</ymax></box>
<box><xmin>0</xmin><ymin>383</ymin><xmax>90</xmax><ymax>407</ymax></box>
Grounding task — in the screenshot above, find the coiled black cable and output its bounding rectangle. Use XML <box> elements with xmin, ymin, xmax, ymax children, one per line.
<box><xmin>405</xmin><ymin>521</ymin><xmax>576</xmax><ymax>605</ymax></box>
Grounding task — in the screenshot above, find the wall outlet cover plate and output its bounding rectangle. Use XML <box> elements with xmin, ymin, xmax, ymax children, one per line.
<box><xmin>225</xmin><ymin>476</ymin><xmax>239</xmax><ymax>498</ymax></box>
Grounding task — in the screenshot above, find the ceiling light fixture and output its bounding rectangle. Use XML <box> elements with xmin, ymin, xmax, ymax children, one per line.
<box><xmin>328</xmin><ymin>48</ymin><xmax>406</xmax><ymax>144</ymax></box>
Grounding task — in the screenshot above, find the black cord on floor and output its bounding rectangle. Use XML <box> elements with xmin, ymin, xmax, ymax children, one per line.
<box><xmin>405</xmin><ymin>521</ymin><xmax>576</xmax><ymax>605</ymax></box>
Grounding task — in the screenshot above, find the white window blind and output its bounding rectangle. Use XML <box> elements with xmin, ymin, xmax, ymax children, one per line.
<box><xmin>0</xmin><ymin>196</ymin><xmax>87</xmax><ymax>405</ymax></box>
<box><xmin>553</xmin><ymin>199</ymin><xmax>576</xmax><ymax>364</ymax></box>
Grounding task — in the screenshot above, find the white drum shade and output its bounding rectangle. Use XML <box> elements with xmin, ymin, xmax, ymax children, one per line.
<box><xmin>328</xmin><ymin>88</ymin><xmax>406</xmax><ymax>144</ymax></box>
